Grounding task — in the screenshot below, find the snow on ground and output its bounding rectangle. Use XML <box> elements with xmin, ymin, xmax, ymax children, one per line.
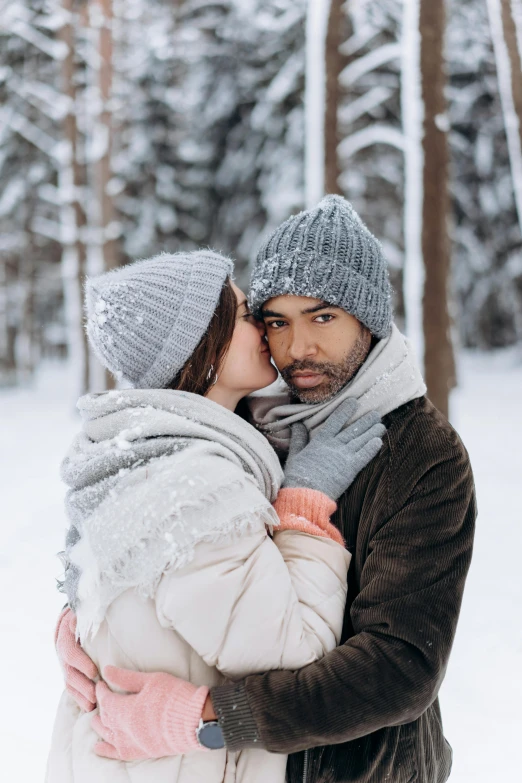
<box><xmin>440</xmin><ymin>348</ymin><xmax>522</xmax><ymax>781</ymax></box>
<box><xmin>0</xmin><ymin>363</ymin><xmax>80</xmax><ymax>781</ymax></box>
<box><xmin>1</xmin><ymin>351</ymin><xmax>521</xmax><ymax>781</ymax></box>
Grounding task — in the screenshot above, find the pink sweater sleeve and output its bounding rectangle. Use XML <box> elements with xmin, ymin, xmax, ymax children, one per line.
<box><xmin>272</xmin><ymin>488</ymin><xmax>345</xmax><ymax>546</ymax></box>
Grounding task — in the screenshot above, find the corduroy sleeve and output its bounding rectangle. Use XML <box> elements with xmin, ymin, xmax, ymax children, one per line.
<box><xmin>211</xmin><ymin>433</ymin><xmax>476</xmax><ymax>753</ymax></box>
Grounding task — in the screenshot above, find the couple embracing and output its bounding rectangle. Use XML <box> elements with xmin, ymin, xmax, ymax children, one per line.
<box><xmin>48</xmin><ymin>195</ymin><xmax>476</xmax><ymax>783</ymax></box>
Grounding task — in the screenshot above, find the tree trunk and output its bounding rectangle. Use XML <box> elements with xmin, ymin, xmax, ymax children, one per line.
<box><xmin>401</xmin><ymin>0</ymin><xmax>425</xmax><ymax>371</ymax></box>
<box><xmin>95</xmin><ymin>0</ymin><xmax>118</xmax><ymax>388</ymax></box>
<box><xmin>97</xmin><ymin>0</ymin><xmax>118</xmax><ymax>272</ymax></box>
<box><xmin>305</xmin><ymin>0</ymin><xmax>330</xmax><ymax>207</ymax></box>
<box><xmin>61</xmin><ymin>0</ymin><xmax>90</xmax><ymax>394</ymax></box>
<box><xmin>0</xmin><ymin>259</ymin><xmax>9</xmax><ymax>381</ymax></box>
<box><xmin>19</xmin><ymin>220</ymin><xmax>37</xmax><ymax>378</ymax></box>
<box><xmin>324</xmin><ymin>0</ymin><xmax>344</xmax><ymax>195</ymax></box>
<box><xmin>500</xmin><ymin>0</ymin><xmax>522</xmax><ymax>230</ymax></box>
<box><xmin>420</xmin><ymin>0</ymin><xmax>455</xmax><ymax>418</ymax></box>
<box><xmin>0</xmin><ymin>259</ymin><xmax>17</xmax><ymax>385</ymax></box>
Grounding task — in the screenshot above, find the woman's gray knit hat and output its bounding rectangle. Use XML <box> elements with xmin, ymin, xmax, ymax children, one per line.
<box><xmin>249</xmin><ymin>194</ymin><xmax>392</xmax><ymax>338</ymax></box>
<box><xmin>85</xmin><ymin>250</ymin><xmax>233</xmax><ymax>389</ymax></box>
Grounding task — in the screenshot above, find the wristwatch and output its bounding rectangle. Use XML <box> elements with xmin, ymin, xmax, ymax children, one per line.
<box><xmin>196</xmin><ymin>718</ymin><xmax>225</xmax><ymax>750</ymax></box>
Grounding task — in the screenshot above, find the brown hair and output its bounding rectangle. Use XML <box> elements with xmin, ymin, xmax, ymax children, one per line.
<box><xmin>166</xmin><ymin>277</ymin><xmax>237</xmax><ymax>396</ymax></box>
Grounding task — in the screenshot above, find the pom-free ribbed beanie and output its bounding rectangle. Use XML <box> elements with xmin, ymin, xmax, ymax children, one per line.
<box><xmin>249</xmin><ymin>195</ymin><xmax>392</xmax><ymax>338</ymax></box>
<box><xmin>85</xmin><ymin>251</ymin><xmax>233</xmax><ymax>389</ymax></box>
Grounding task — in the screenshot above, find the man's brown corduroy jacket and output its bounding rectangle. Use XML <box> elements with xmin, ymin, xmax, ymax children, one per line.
<box><xmin>211</xmin><ymin>396</ymin><xmax>477</xmax><ymax>783</ymax></box>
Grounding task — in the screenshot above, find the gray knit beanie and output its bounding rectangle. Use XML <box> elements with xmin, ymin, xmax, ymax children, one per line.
<box><xmin>249</xmin><ymin>195</ymin><xmax>392</xmax><ymax>338</ymax></box>
<box><xmin>85</xmin><ymin>250</ymin><xmax>234</xmax><ymax>389</ymax></box>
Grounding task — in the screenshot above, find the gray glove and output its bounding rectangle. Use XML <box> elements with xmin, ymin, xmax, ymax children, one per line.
<box><xmin>282</xmin><ymin>398</ymin><xmax>386</xmax><ymax>502</ymax></box>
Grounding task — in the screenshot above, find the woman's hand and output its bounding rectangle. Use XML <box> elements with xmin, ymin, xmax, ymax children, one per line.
<box><xmin>93</xmin><ymin>666</ymin><xmax>209</xmax><ymax>760</ymax></box>
<box><xmin>282</xmin><ymin>398</ymin><xmax>385</xmax><ymax>502</ymax></box>
<box><xmin>273</xmin><ymin>487</ymin><xmax>343</xmax><ymax>544</ymax></box>
<box><xmin>55</xmin><ymin>607</ymin><xmax>98</xmax><ymax>712</ymax></box>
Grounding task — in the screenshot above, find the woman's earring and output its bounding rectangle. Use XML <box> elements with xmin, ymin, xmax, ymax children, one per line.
<box><xmin>207</xmin><ymin>365</ymin><xmax>219</xmax><ymax>386</ymax></box>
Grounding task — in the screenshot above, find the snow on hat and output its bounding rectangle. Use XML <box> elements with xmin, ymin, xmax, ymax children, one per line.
<box><xmin>85</xmin><ymin>250</ymin><xmax>234</xmax><ymax>388</ymax></box>
<box><xmin>249</xmin><ymin>195</ymin><xmax>393</xmax><ymax>338</ymax></box>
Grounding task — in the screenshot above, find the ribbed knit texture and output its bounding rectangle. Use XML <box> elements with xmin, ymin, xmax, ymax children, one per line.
<box><xmin>211</xmin><ymin>397</ymin><xmax>477</xmax><ymax>782</ymax></box>
<box><xmin>272</xmin><ymin>488</ymin><xmax>343</xmax><ymax>546</ymax></box>
<box><xmin>164</xmin><ymin>682</ymin><xmax>209</xmax><ymax>754</ymax></box>
<box><xmin>249</xmin><ymin>195</ymin><xmax>392</xmax><ymax>338</ymax></box>
<box><xmin>213</xmin><ymin>682</ymin><xmax>261</xmax><ymax>751</ymax></box>
<box><xmin>85</xmin><ymin>250</ymin><xmax>233</xmax><ymax>389</ymax></box>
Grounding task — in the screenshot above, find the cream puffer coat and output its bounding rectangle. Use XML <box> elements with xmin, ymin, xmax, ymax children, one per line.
<box><xmin>46</xmin><ymin>391</ymin><xmax>351</xmax><ymax>783</ymax></box>
<box><xmin>47</xmin><ymin>527</ymin><xmax>350</xmax><ymax>783</ymax></box>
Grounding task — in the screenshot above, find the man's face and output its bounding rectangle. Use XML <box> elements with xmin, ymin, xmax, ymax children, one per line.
<box><xmin>261</xmin><ymin>295</ymin><xmax>372</xmax><ymax>403</ymax></box>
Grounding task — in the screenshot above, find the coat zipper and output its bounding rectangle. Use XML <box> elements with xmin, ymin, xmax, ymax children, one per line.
<box><xmin>302</xmin><ymin>749</ymin><xmax>309</xmax><ymax>783</ymax></box>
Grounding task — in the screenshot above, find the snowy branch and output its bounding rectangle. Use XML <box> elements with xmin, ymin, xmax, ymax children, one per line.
<box><xmin>0</xmin><ymin>179</ymin><xmax>25</xmax><ymax>217</ymax></box>
<box><xmin>265</xmin><ymin>52</ymin><xmax>303</xmax><ymax>105</ymax></box>
<box><xmin>339</xmin><ymin>42</ymin><xmax>401</xmax><ymax>86</ymax></box>
<box><xmin>9</xmin><ymin>75</ymin><xmax>73</xmax><ymax>123</ymax></box>
<box><xmin>338</xmin><ymin>124</ymin><xmax>405</xmax><ymax>159</ymax></box>
<box><xmin>32</xmin><ymin>215</ymin><xmax>72</xmax><ymax>243</ymax></box>
<box><xmin>32</xmin><ymin>8</ymin><xmax>71</xmax><ymax>33</ymax></box>
<box><xmin>86</xmin><ymin>125</ymin><xmax>109</xmax><ymax>164</ymax></box>
<box><xmin>7</xmin><ymin>19</ymin><xmax>68</xmax><ymax>61</ymax></box>
<box><xmin>38</xmin><ymin>184</ymin><xmax>63</xmax><ymax>206</ymax></box>
<box><xmin>339</xmin><ymin>25</ymin><xmax>379</xmax><ymax>57</ymax></box>
<box><xmin>338</xmin><ymin>86</ymin><xmax>394</xmax><ymax>126</ymax></box>
<box><xmin>0</xmin><ymin>107</ymin><xmax>66</xmax><ymax>164</ymax></box>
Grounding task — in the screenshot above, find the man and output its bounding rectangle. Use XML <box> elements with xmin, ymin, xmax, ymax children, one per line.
<box><xmin>57</xmin><ymin>195</ymin><xmax>476</xmax><ymax>782</ymax></box>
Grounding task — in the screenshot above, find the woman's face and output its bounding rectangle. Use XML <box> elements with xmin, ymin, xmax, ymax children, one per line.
<box><xmin>211</xmin><ymin>283</ymin><xmax>277</xmax><ymax>402</ymax></box>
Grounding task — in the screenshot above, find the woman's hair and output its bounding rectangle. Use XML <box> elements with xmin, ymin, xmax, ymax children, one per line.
<box><xmin>166</xmin><ymin>277</ymin><xmax>237</xmax><ymax>395</ymax></box>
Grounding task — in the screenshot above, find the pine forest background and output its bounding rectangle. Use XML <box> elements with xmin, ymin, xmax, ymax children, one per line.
<box><xmin>2</xmin><ymin>0</ymin><xmax>522</xmax><ymax>416</ymax></box>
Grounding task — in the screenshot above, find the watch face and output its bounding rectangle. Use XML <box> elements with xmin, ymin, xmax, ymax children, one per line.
<box><xmin>198</xmin><ymin>721</ymin><xmax>225</xmax><ymax>750</ymax></box>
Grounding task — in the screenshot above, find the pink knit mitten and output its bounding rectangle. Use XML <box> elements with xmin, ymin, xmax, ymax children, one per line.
<box><xmin>55</xmin><ymin>607</ymin><xmax>98</xmax><ymax>712</ymax></box>
<box><xmin>93</xmin><ymin>666</ymin><xmax>209</xmax><ymax>760</ymax></box>
<box><xmin>273</xmin><ymin>487</ymin><xmax>345</xmax><ymax>546</ymax></box>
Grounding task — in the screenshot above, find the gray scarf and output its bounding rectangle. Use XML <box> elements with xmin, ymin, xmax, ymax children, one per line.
<box><xmin>60</xmin><ymin>389</ymin><xmax>283</xmax><ymax>640</ymax></box>
<box><xmin>249</xmin><ymin>324</ymin><xmax>427</xmax><ymax>452</ymax></box>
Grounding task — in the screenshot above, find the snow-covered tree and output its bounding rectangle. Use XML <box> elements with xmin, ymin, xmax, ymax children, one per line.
<box><xmin>92</xmin><ymin>0</ymin><xmax>119</xmax><ymax>277</ymax></box>
<box><xmin>304</xmin><ymin>0</ymin><xmax>348</xmax><ymax>200</ymax></box>
<box><xmin>337</xmin><ymin>0</ymin><xmax>405</xmax><ymax>317</ymax></box>
<box><xmin>108</xmin><ymin>0</ymin><xmax>307</xmax><ymax>287</ymax></box>
<box><xmin>2</xmin><ymin>0</ymin><xmax>521</xmax><ymax>391</ymax></box>
<box><xmin>335</xmin><ymin>0</ymin><xmax>455</xmax><ymax>414</ymax></box>
<box><xmin>419</xmin><ymin>0</ymin><xmax>455</xmax><ymax>417</ymax></box>
<box><xmin>486</xmin><ymin>0</ymin><xmax>522</xmax><ymax>231</ymax></box>
<box><xmin>304</xmin><ymin>0</ymin><xmax>330</xmax><ymax>206</ymax></box>
<box><xmin>337</xmin><ymin>0</ymin><xmax>522</xmax><ymax>357</ymax></box>
<box><xmin>324</xmin><ymin>0</ymin><xmax>347</xmax><ymax>195</ymax></box>
<box><xmin>0</xmin><ymin>0</ymin><xmax>67</xmax><ymax>384</ymax></box>
<box><xmin>200</xmin><ymin>0</ymin><xmax>308</xmax><ymax>282</ymax></box>
<box><xmin>449</xmin><ymin>0</ymin><xmax>522</xmax><ymax>348</ymax></box>
<box><xmin>59</xmin><ymin>0</ymin><xmax>90</xmax><ymax>393</ymax></box>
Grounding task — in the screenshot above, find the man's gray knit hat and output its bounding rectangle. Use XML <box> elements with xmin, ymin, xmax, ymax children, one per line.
<box><xmin>85</xmin><ymin>250</ymin><xmax>233</xmax><ymax>389</ymax></box>
<box><xmin>249</xmin><ymin>194</ymin><xmax>392</xmax><ymax>338</ymax></box>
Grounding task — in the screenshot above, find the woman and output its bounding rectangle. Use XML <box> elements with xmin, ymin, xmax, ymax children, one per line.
<box><xmin>48</xmin><ymin>250</ymin><xmax>384</xmax><ymax>783</ymax></box>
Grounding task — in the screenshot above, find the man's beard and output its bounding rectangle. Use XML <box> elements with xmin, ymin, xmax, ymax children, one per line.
<box><xmin>280</xmin><ymin>327</ymin><xmax>372</xmax><ymax>404</ymax></box>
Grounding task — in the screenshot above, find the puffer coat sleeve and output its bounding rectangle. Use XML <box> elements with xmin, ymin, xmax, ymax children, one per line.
<box><xmin>155</xmin><ymin>499</ymin><xmax>351</xmax><ymax>681</ymax></box>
